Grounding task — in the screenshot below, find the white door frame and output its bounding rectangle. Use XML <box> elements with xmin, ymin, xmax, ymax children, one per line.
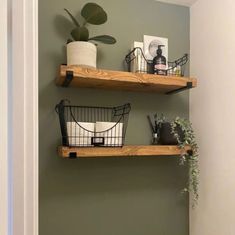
<box><xmin>12</xmin><ymin>0</ymin><xmax>39</xmax><ymax>234</ymax></box>
<box><xmin>0</xmin><ymin>0</ymin><xmax>9</xmax><ymax>234</ymax></box>
<box><xmin>0</xmin><ymin>0</ymin><xmax>39</xmax><ymax>234</ymax></box>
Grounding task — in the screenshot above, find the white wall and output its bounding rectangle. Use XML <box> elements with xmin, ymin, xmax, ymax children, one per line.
<box><xmin>190</xmin><ymin>0</ymin><xmax>235</xmax><ymax>234</ymax></box>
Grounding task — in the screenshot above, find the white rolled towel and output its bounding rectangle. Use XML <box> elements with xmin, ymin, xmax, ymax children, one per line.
<box><xmin>66</xmin><ymin>122</ymin><xmax>95</xmax><ymax>146</ymax></box>
<box><xmin>95</xmin><ymin>122</ymin><xmax>123</xmax><ymax>146</ymax></box>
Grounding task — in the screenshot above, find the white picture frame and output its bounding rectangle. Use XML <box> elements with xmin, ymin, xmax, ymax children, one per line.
<box><xmin>143</xmin><ymin>35</ymin><xmax>168</xmax><ymax>61</ymax></box>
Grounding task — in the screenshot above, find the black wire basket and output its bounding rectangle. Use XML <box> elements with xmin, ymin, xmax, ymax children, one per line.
<box><xmin>55</xmin><ymin>100</ymin><xmax>131</xmax><ymax>147</ymax></box>
<box><xmin>125</xmin><ymin>47</ymin><xmax>188</xmax><ymax>77</ymax></box>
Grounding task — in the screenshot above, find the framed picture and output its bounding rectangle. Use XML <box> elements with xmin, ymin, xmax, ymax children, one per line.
<box><xmin>143</xmin><ymin>35</ymin><xmax>168</xmax><ymax>61</ymax></box>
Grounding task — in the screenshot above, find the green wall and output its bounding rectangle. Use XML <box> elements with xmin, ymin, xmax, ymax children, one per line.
<box><xmin>39</xmin><ymin>1</ymin><xmax>190</xmax><ymax>234</ymax></box>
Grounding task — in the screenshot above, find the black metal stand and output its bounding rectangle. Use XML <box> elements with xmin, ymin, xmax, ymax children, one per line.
<box><xmin>166</xmin><ymin>82</ymin><xmax>193</xmax><ymax>95</ymax></box>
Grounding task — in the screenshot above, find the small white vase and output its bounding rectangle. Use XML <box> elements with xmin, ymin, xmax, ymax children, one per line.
<box><xmin>67</xmin><ymin>41</ymin><xmax>97</xmax><ymax>68</ymax></box>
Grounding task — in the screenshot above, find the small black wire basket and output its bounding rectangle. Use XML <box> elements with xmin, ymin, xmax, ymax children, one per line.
<box><xmin>55</xmin><ymin>100</ymin><xmax>131</xmax><ymax>147</ymax></box>
<box><xmin>125</xmin><ymin>47</ymin><xmax>188</xmax><ymax>77</ymax></box>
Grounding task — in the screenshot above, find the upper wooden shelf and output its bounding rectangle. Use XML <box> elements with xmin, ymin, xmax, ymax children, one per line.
<box><xmin>58</xmin><ymin>145</ymin><xmax>191</xmax><ymax>158</ymax></box>
<box><xmin>56</xmin><ymin>65</ymin><xmax>197</xmax><ymax>94</ymax></box>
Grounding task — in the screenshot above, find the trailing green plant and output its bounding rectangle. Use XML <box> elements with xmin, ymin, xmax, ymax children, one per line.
<box><xmin>171</xmin><ymin>117</ymin><xmax>199</xmax><ymax>207</ymax></box>
<box><xmin>64</xmin><ymin>3</ymin><xmax>116</xmax><ymax>44</ymax></box>
<box><xmin>151</xmin><ymin>114</ymin><xmax>199</xmax><ymax>206</ymax></box>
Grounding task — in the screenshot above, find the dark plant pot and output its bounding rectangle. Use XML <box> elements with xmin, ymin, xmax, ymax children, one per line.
<box><xmin>159</xmin><ymin>122</ymin><xmax>184</xmax><ymax>145</ymax></box>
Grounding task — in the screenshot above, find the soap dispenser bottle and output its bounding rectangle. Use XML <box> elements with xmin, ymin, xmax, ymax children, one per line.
<box><xmin>153</xmin><ymin>45</ymin><xmax>167</xmax><ymax>75</ymax></box>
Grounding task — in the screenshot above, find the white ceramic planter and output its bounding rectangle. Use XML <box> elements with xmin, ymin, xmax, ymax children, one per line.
<box><xmin>67</xmin><ymin>41</ymin><xmax>97</xmax><ymax>68</ymax></box>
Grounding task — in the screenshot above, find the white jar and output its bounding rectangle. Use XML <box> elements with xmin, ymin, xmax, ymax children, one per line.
<box><xmin>67</xmin><ymin>41</ymin><xmax>97</xmax><ymax>68</ymax></box>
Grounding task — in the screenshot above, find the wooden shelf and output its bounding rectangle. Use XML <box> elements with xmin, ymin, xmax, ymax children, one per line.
<box><xmin>56</xmin><ymin>65</ymin><xmax>197</xmax><ymax>94</ymax></box>
<box><xmin>58</xmin><ymin>145</ymin><xmax>191</xmax><ymax>158</ymax></box>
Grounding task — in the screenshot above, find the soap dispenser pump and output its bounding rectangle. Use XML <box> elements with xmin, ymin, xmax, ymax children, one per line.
<box><xmin>153</xmin><ymin>45</ymin><xmax>167</xmax><ymax>75</ymax></box>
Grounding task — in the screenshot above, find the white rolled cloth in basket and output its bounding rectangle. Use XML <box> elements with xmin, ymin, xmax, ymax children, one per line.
<box><xmin>66</xmin><ymin>122</ymin><xmax>95</xmax><ymax>146</ymax></box>
<box><xmin>95</xmin><ymin>122</ymin><xmax>123</xmax><ymax>146</ymax></box>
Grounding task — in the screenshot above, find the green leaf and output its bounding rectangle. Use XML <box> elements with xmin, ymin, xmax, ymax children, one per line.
<box><xmin>64</xmin><ymin>8</ymin><xmax>80</xmax><ymax>27</ymax></box>
<box><xmin>89</xmin><ymin>35</ymin><xmax>116</xmax><ymax>44</ymax></box>
<box><xmin>81</xmin><ymin>3</ymin><xmax>107</xmax><ymax>25</ymax></box>
<box><xmin>71</xmin><ymin>27</ymin><xmax>89</xmax><ymax>41</ymax></box>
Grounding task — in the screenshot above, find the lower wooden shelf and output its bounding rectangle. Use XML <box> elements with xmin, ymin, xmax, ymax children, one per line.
<box><xmin>58</xmin><ymin>145</ymin><xmax>191</xmax><ymax>158</ymax></box>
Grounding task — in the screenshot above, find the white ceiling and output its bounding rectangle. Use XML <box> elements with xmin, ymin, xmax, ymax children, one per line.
<box><xmin>156</xmin><ymin>0</ymin><xmax>198</xmax><ymax>7</ymax></box>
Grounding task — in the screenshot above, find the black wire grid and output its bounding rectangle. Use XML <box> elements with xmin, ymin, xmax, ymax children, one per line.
<box><xmin>55</xmin><ymin>100</ymin><xmax>131</xmax><ymax>147</ymax></box>
<box><xmin>125</xmin><ymin>47</ymin><xmax>188</xmax><ymax>76</ymax></box>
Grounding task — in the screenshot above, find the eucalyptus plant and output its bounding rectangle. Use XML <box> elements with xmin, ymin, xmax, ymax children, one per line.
<box><xmin>64</xmin><ymin>3</ymin><xmax>116</xmax><ymax>44</ymax></box>
<box><xmin>171</xmin><ymin>117</ymin><xmax>199</xmax><ymax>207</ymax></box>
